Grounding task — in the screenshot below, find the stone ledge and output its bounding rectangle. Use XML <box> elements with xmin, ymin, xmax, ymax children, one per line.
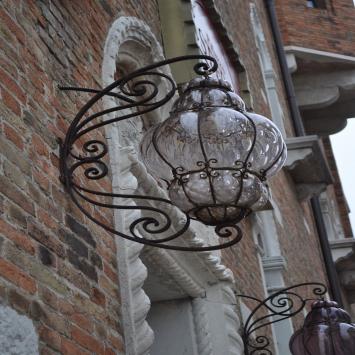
<box><xmin>284</xmin><ymin>135</ymin><xmax>333</xmax><ymax>200</ymax></box>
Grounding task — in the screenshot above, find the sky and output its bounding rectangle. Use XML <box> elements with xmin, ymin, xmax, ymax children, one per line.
<box><xmin>330</xmin><ymin>119</ymin><xmax>355</xmax><ymax>235</ymax></box>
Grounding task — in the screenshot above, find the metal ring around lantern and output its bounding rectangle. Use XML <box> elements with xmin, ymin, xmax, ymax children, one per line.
<box><xmin>58</xmin><ymin>55</ymin><xmax>282</xmax><ymax>251</ymax></box>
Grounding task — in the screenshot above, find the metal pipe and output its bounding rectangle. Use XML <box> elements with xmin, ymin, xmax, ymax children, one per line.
<box><xmin>264</xmin><ymin>0</ymin><xmax>343</xmax><ymax>306</ymax></box>
<box><xmin>264</xmin><ymin>0</ymin><xmax>305</xmax><ymax>136</ymax></box>
<box><xmin>310</xmin><ymin>198</ymin><xmax>344</xmax><ymax>306</ymax></box>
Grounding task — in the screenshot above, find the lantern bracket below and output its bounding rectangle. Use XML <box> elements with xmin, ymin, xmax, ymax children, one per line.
<box><xmin>237</xmin><ymin>282</ymin><xmax>328</xmax><ymax>355</ymax></box>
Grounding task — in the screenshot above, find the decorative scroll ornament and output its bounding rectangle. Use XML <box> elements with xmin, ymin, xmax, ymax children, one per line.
<box><xmin>238</xmin><ymin>283</ymin><xmax>328</xmax><ymax>355</ymax></box>
<box><xmin>59</xmin><ymin>55</ymin><xmax>286</xmax><ymax>251</ymax></box>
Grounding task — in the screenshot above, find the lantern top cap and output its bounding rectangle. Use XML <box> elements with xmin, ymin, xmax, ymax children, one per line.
<box><xmin>181</xmin><ymin>76</ymin><xmax>233</xmax><ymax>93</ymax></box>
<box><xmin>311</xmin><ymin>300</ymin><xmax>339</xmax><ymax>309</ymax></box>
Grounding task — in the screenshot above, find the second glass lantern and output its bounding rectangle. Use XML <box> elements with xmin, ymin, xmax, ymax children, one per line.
<box><xmin>140</xmin><ymin>77</ymin><xmax>286</xmax><ymax>227</ymax></box>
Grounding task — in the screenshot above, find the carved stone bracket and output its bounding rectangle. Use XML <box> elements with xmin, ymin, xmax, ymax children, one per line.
<box><xmin>284</xmin><ymin>135</ymin><xmax>333</xmax><ymax>201</ymax></box>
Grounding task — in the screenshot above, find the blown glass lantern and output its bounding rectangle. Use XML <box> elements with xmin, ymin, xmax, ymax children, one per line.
<box><xmin>140</xmin><ymin>77</ymin><xmax>286</xmax><ymax>227</ymax></box>
<box><xmin>59</xmin><ymin>55</ymin><xmax>287</xmax><ymax>250</ymax></box>
<box><xmin>290</xmin><ymin>300</ymin><xmax>355</xmax><ymax>355</ymax></box>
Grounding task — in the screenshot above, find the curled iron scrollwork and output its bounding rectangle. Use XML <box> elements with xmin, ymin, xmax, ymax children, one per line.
<box><xmin>237</xmin><ymin>282</ymin><xmax>328</xmax><ymax>355</ymax></box>
<box><xmin>59</xmin><ymin>55</ymin><xmax>244</xmax><ymax>251</ymax></box>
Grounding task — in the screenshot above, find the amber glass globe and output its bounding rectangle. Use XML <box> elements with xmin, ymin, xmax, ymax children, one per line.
<box><xmin>140</xmin><ymin>77</ymin><xmax>286</xmax><ymax>226</ymax></box>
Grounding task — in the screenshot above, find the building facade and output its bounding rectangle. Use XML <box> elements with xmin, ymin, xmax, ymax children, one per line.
<box><xmin>0</xmin><ymin>1</ymin><xmax>353</xmax><ymax>354</ymax></box>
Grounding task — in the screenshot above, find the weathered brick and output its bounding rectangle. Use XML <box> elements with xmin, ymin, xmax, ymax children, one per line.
<box><xmin>39</xmin><ymin>286</ymin><xmax>59</xmax><ymax>310</ymax></box>
<box><xmin>57</xmin><ymin>260</ymin><xmax>91</xmax><ymax>295</ymax></box>
<box><xmin>0</xmin><ymin>87</ymin><xmax>21</xmax><ymax>115</ymax></box>
<box><xmin>0</xmin><ymin>137</ymin><xmax>32</xmax><ymax>175</ymax></box>
<box><xmin>90</xmin><ymin>250</ymin><xmax>103</xmax><ymax>270</ymax></box>
<box><xmin>65</xmin><ymin>214</ymin><xmax>96</xmax><ymax>247</ymax></box>
<box><xmin>31</xmin><ymin>300</ymin><xmax>69</xmax><ymax>335</ymax></box>
<box><xmin>0</xmin><ymin>258</ymin><xmax>37</xmax><ymax>294</ymax></box>
<box><xmin>70</xmin><ymin>312</ymin><xmax>94</xmax><ymax>333</ymax></box>
<box><xmin>32</xmin><ymin>133</ymin><xmax>50</xmax><ymax>158</ymax></box>
<box><xmin>5</xmin><ymin>242</ymin><xmax>69</xmax><ymax>295</ymax></box>
<box><xmin>39</xmin><ymin>245</ymin><xmax>56</xmax><ymax>267</ymax></box>
<box><xmin>38</xmin><ymin>325</ymin><xmax>61</xmax><ymax>352</ymax></box>
<box><xmin>3</xmin><ymin>159</ymin><xmax>27</xmax><ymax>190</ymax></box>
<box><xmin>9</xmin><ymin>288</ymin><xmax>30</xmax><ymax>313</ymax></box>
<box><xmin>0</xmin><ymin>8</ymin><xmax>26</xmax><ymax>44</ymax></box>
<box><xmin>61</xmin><ymin>337</ymin><xmax>91</xmax><ymax>355</ymax></box>
<box><xmin>7</xmin><ymin>203</ymin><xmax>28</xmax><ymax>228</ymax></box>
<box><xmin>3</xmin><ymin>121</ymin><xmax>24</xmax><ymax>149</ymax></box>
<box><xmin>68</xmin><ymin>250</ymin><xmax>97</xmax><ymax>282</ymax></box>
<box><xmin>91</xmin><ymin>287</ymin><xmax>106</xmax><ymax>307</ymax></box>
<box><xmin>0</xmin><ymin>219</ymin><xmax>35</xmax><ymax>255</ymax></box>
<box><xmin>71</xmin><ymin>325</ymin><xmax>105</xmax><ymax>354</ymax></box>
<box><xmin>59</xmin><ymin>228</ymin><xmax>88</xmax><ymax>258</ymax></box>
<box><xmin>0</xmin><ymin>176</ymin><xmax>35</xmax><ymax>215</ymax></box>
<box><xmin>28</xmin><ymin>218</ymin><xmax>65</xmax><ymax>258</ymax></box>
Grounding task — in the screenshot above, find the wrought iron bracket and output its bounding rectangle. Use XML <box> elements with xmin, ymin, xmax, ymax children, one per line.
<box><xmin>237</xmin><ymin>282</ymin><xmax>328</xmax><ymax>355</ymax></box>
<box><xmin>58</xmin><ymin>55</ymin><xmax>246</xmax><ymax>251</ymax></box>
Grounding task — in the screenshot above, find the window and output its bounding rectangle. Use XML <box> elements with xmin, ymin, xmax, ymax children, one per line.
<box><xmin>306</xmin><ymin>0</ymin><xmax>326</xmax><ymax>8</ymax></box>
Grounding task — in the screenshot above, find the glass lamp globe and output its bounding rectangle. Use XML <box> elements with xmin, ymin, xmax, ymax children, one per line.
<box><xmin>290</xmin><ymin>300</ymin><xmax>355</xmax><ymax>355</ymax></box>
<box><xmin>140</xmin><ymin>77</ymin><xmax>286</xmax><ymax>226</ymax></box>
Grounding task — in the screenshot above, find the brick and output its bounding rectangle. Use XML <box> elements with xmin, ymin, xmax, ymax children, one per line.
<box><xmin>31</xmin><ymin>133</ymin><xmax>50</xmax><ymax>158</ymax></box>
<box><xmin>0</xmin><ymin>176</ymin><xmax>35</xmax><ymax>215</ymax></box>
<box><xmin>38</xmin><ymin>325</ymin><xmax>61</xmax><ymax>352</ymax></box>
<box><xmin>59</xmin><ymin>228</ymin><xmax>88</xmax><ymax>258</ymax></box>
<box><xmin>3</xmin><ymin>159</ymin><xmax>27</xmax><ymax>190</ymax></box>
<box><xmin>28</xmin><ymin>218</ymin><xmax>65</xmax><ymax>258</ymax></box>
<box><xmin>0</xmin><ymin>137</ymin><xmax>31</xmax><ymax>175</ymax></box>
<box><xmin>65</xmin><ymin>214</ymin><xmax>96</xmax><ymax>247</ymax></box>
<box><xmin>31</xmin><ymin>300</ymin><xmax>69</xmax><ymax>335</ymax></box>
<box><xmin>8</xmin><ymin>288</ymin><xmax>30</xmax><ymax>313</ymax></box>
<box><xmin>0</xmin><ymin>283</ymin><xmax>7</xmax><ymax>302</ymax></box>
<box><xmin>0</xmin><ymin>236</ymin><xmax>4</xmax><ymax>254</ymax></box>
<box><xmin>70</xmin><ymin>312</ymin><xmax>93</xmax><ymax>333</ymax></box>
<box><xmin>71</xmin><ymin>325</ymin><xmax>104</xmax><ymax>354</ymax></box>
<box><xmin>61</xmin><ymin>337</ymin><xmax>90</xmax><ymax>355</ymax></box>
<box><xmin>5</xmin><ymin>242</ymin><xmax>69</xmax><ymax>295</ymax></box>
<box><xmin>7</xmin><ymin>202</ymin><xmax>28</xmax><ymax>228</ymax></box>
<box><xmin>68</xmin><ymin>250</ymin><xmax>97</xmax><ymax>282</ymax></box>
<box><xmin>91</xmin><ymin>287</ymin><xmax>106</xmax><ymax>307</ymax></box>
<box><xmin>103</xmin><ymin>261</ymin><xmax>117</xmax><ymax>284</ymax></box>
<box><xmin>57</xmin><ymin>260</ymin><xmax>91</xmax><ymax>295</ymax></box>
<box><xmin>90</xmin><ymin>250</ymin><xmax>103</xmax><ymax>270</ymax></box>
<box><xmin>38</xmin><ymin>245</ymin><xmax>56</xmax><ymax>267</ymax></box>
<box><xmin>39</xmin><ymin>286</ymin><xmax>59</xmax><ymax>310</ymax></box>
<box><xmin>1</xmin><ymin>87</ymin><xmax>21</xmax><ymax>115</ymax></box>
<box><xmin>0</xmin><ymin>258</ymin><xmax>37</xmax><ymax>294</ymax></box>
<box><xmin>3</xmin><ymin>122</ymin><xmax>24</xmax><ymax>149</ymax></box>
<box><xmin>0</xmin><ymin>9</ymin><xmax>26</xmax><ymax>44</ymax></box>
<box><xmin>0</xmin><ymin>219</ymin><xmax>35</xmax><ymax>255</ymax></box>
<box><xmin>108</xmin><ymin>333</ymin><xmax>124</xmax><ymax>352</ymax></box>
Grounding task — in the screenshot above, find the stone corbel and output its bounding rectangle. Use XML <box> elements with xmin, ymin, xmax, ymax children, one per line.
<box><xmin>284</xmin><ymin>135</ymin><xmax>333</xmax><ymax>201</ymax></box>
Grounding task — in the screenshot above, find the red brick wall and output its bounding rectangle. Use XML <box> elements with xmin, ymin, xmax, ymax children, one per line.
<box><xmin>213</xmin><ymin>0</ymin><xmax>329</xmax><ymax>336</ymax></box>
<box><xmin>0</xmin><ymin>1</ymin><xmax>161</xmax><ymax>354</ymax></box>
<box><xmin>275</xmin><ymin>0</ymin><xmax>355</xmax><ymax>56</ymax></box>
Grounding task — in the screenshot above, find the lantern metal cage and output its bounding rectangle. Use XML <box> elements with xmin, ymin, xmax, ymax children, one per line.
<box><xmin>58</xmin><ymin>55</ymin><xmax>286</xmax><ymax>251</ymax></box>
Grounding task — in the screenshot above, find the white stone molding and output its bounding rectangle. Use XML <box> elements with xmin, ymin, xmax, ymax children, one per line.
<box><xmin>192</xmin><ymin>298</ymin><xmax>214</xmax><ymax>355</ymax></box>
<box><xmin>250</xmin><ymin>3</ymin><xmax>286</xmax><ymax>137</ymax></box>
<box><xmin>0</xmin><ymin>305</ymin><xmax>39</xmax><ymax>355</ymax></box>
<box><xmin>102</xmin><ymin>16</ymin><xmax>169</xmax><ymax>355</ymax></box>
<box><xmin>102</xmin><ymin>16</ymin><xmax>243</xmax><ymax>355</ymax></box>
